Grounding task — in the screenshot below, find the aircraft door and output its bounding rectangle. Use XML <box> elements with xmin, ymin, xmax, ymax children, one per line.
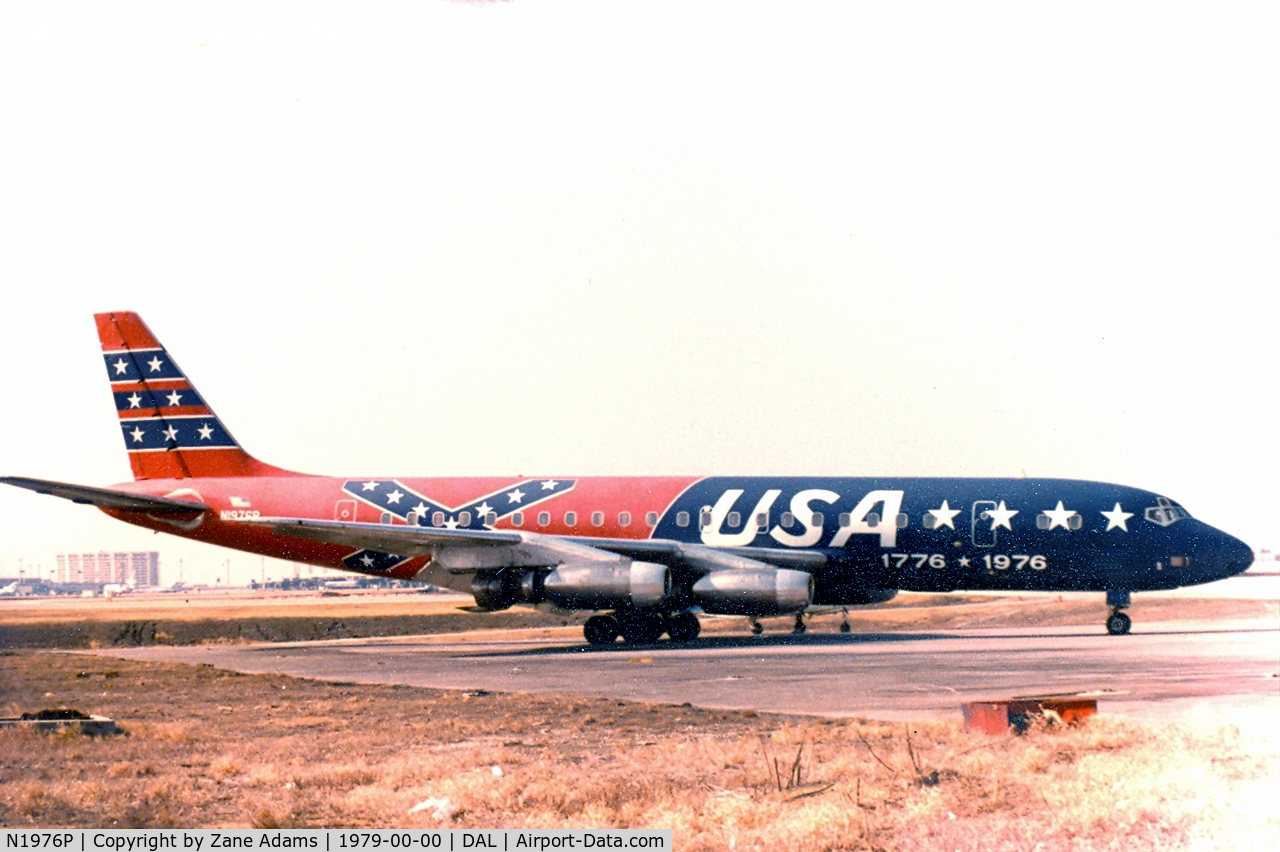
<box><xmin>335</xmin><ymin>499</ymin><xmax>356</xmax><ymax>522</ymax></box>
<box><xmin>971</xmin><ymin>500</ymin><xmax>996</xmax><ymax>547</ymax></box>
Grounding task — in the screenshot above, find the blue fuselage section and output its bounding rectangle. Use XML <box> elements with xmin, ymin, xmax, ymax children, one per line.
<box><xmin>652</xmin><ymin>477</ymin><xmax>1252</xmax><ymax>598</ymax></box>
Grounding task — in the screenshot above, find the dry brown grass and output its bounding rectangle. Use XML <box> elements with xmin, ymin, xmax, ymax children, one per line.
<box><xmin>2</xmin><ymin>650</ymin><xmax>1276</xmax><ymax>850</ymax></box>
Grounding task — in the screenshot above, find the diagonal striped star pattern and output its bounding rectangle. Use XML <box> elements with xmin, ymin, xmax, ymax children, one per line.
<box><xmin>342</xmin><ymin>478</ymin><xmax>577</xmax><ymax>530</ymax></box>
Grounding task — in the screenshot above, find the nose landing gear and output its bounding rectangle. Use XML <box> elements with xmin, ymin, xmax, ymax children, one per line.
<box><xmin>1105</xmin><ymin>589</ymin><xmax>1132</xmax><ymax>635</ymax></box>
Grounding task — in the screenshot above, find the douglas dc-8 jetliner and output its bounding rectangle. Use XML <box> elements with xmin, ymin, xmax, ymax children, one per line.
<box><xmin>2</xmin><ymin>313</ymin><xmax>1254</xmax><ymax>642</ymax></box>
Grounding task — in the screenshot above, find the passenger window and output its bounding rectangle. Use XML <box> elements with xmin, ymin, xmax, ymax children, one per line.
<box><xmin>646</xmin><ymin>512</ymin><xmax>658</xmax><ymax>526</ymax></box>
<box><xmin>459</xmin><ymin>511</ymin><xmax>472</xmax><ymax>526</ymax></box>
<box><xmin>619</xmin><ymin>512</ymin><xmax>631</xmax><ymax>527</ymax></box>
<box><xmin>380</xmin><ymin>512</ymin><xmax>391</xmax><ymax>525</ymax></box>
<box><xmin>565</xmin><ymin>512</ymin><xmax>577</xmax><ymax>526</ymax></box>
<box><xmin>839</xmin><ymin>513</ymin><xmax>852</xmax><ymax>528</ymax></box>
<box><xmin>1171</xmin><ymin>556</ymin><xmax>1189</xmax><ymax>567</ymax></box>
<box><xmin>896</xmin><ymin>513</ymin><xmax>909</xmax><ymax>529</ymax></box>
<box><xmin>756</xmin><ymin>512</ymin><xmax>769</xmax><ymax>532</ymax></box>
<box><xmin>922</xmin><ymin>514</ymin><xmax>936</xmax><ymax>530</ymax></box>
<box><xmin>1036</xmin><ymin>514</ymin><xmax>1051</xmax><ymax>530</ymax></box>
<box><xmin>432</xmin><ymin>511</ymin><xmax>444</xmax><ymax>527</ymax></box>
<box><xmin>676</xmin><ymin>511</ymin><xmax>690</xmax><ymax>527</ymax></box>
<box><xmin>538</xmin><ymin>511</ymin><xmax>550</xmax><ymax>526</ymax></box>
<box><xmin>485</xmin><ymin>512</ymin><xmax>497</xmax><ymax>526</ymax></box>
<box><xmin>1068</xmin><ymin>515</ymin><xmax>1082</xmax><ymax>530</ymax></box>
<box><xmin>866</xmin><ymin>512</ymin><xmax>880</xmax><ymax>528</ymax></box>
<box><xmin>699</xmin><ymin>508</ymin><xmax>712</xmax><ymax>530</ymax></box>
<box><xmin>406</xmin><ymin>512</ymin><xmax>418</xmax><ymax>527</ymax></box>
<box><xmin>727</xmin><ymin>511</ymin><xmax>741</xmax><ymax>528</ymax></box>
<box><xmin>811</xmin><ymin>512</ymin><xmax>824</xmax><ymax>528</ymax></box>
<box><xmin>781</xmin><ymin>512</ymin><xmax>794</xmax><ymax>528</ymax></box>
<box><xmin>513</xmin><ymin>512</ymin><xmax>524</xmax><ymax>527</ymax></box>
<box><xmin>591</xmin><ymin>511</ymin><xmax>604</xmax><ymax>526</ymax></box>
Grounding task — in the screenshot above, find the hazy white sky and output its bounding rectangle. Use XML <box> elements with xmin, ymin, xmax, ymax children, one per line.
<box><xmin>1</xmin><ymin>2</ymin><xmax>1276</xmax><ymax>585</ymax></box>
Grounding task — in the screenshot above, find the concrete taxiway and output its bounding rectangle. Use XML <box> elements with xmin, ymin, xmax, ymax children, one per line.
<box><xmin>102</xmin><ymin>615</ymin><xmax>1279</xmax><ymax>731</ymax></box>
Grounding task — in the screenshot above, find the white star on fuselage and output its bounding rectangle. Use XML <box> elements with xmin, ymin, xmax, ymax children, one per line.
<box><xmin>541</xmin><ymin>480</ymin><xmax>559</xmax><ymax>491</ymax></box>
<box><xmin>360</xmin><ymin>554</ymin><xmax>375</xmax><ymax>568</ymax></box>
<box><xmin>507</xmin><ymin>488</ymin><xmax>525</xmax><ymax>504</ymax></box>
<box><xmin>927</xmin><ymin>500</ymin><xmax>961</xmax><ymax>530</ymax></box>
<box><xmin>412</xmin><ymin>502</ymin><xmax>428</xmax><ymax>516</ymax></box>
<box><xmin>197</xmin><ymin>423</ymin><xmax>213</xmax><ymax>440</ymax></box>
<box><xmin>1101</xmin><ymin>503</ymin><xmax>1134</xmax><ymax>532</ymax></box>
<box><xmin>166</xmin><ymin>391</ymin><xmax>182</xmax><ymax>406</ymax></box>
<box><xmin>127</xmin><ymin>393</ymin><xmax>142</xmax><ymax>409</ymax></box>
<box><xmin>362</xmin><ymin>481</ymin><xmax>380</xmax><ymax>491</ymax></box>
<box><xmin>1043</xmin><ymin>501</ymin><xmax>1078</xmax><ymax>530</ymax></box>
<box><xmin>386</xmin><ymin>489</ymin><xmax>403</xmax><ymax>504</ymax></box>
<box><xmin>113</xmin><ymin>358</ymin><xmax>128</xmax><ymax>375</ymax></box>
<box><xmin>130</xmin><ymin>427</ymin><xmax>145</xmax><ymax>443</ymax></box>
<box><xmin>986</xmin><ymin>501</ymin><xmax>1019</xmax><ymax>530</ymax></box>
<box><xmin>475</xmin><ymin>502</ymin><xmax>494</xmax><ymax>518</ymax></box>
<box><xmin>443</xmin><ymin>518</ymin><xmax>459</xmax><ymax>529</ymax></box>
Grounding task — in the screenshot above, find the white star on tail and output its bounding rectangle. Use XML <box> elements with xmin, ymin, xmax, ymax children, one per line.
<box><xmin>1101</xmin><ymin>503</ymin><xmax>1134</xmax><ymax>532</ymax></box>
<box><xmin>163</xmin><ymin>426</ymin><xmax>179</xmax><ymax>442</ymax></box>
<box><xmin>113</xmin><ymin>358</ymin><xmax>129</xmax><ymax>375</ymax></box>
<box><xmin>927</xmin><ymin>500</ymin><xmax>961</xmax><ymax>530</ymax></box>
<box><xmin>1042</xmin><ymin>501</ymin><xmax>1078</xmax><ymax>530</ymax></box>
<box><xmin>986</xmin><ymin>501</ymin><xmax>1019</xmax><ymax>530</ymax></box>
<box><xmin>197</xmin><ymin>423</ymin><xmax>214</xmax><ymax>440</ymax></box>
<box><xmin>166</xmin><ymin>391</ymin><xmax>182</xmax><ymax>406</ymax></box>
<box><xmin>147</xmin><ymin>356</ymin><xmax>163</xmax><ymax>372</ymax></box>
<box><xmin>130</xmin><ymin>427</ymin><xmax>145</xmax><ymax>443</ymax></box>
<box><xmin>127</xmin><ymin>393</ymin><xmax>142</xmax><ymax>408</ymax></box>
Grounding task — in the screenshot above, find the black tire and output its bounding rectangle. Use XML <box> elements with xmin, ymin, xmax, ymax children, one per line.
<box><xmin>583</xmin><ymin>615</ymin><xmax>619</xmax><ymax>645</ymax></box>
<box><xmin>667</xmin><ymin>612</ymin><xmax>701</xmax><ymax>642</ymax></box>
<box><xmin>619</xmin><ymin>614</ymin><xmax>664</xmax><ymax>645</ymax></box>
<box><xmin>750</xmin><ymin>621</ymin><xmax>764</xmax><ymax>636</ymax></box>
<box><xmin>839</xmin><ymin>622</ymin><xmax>851</xmax><ymax>634</ymax></box>
<box><xmin>1106</xmin><ymin>612</ymin><xmax>1132</xmax><ymax>635</ymax></box>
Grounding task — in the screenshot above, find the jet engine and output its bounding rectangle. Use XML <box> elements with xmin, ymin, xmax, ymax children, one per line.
<box><xmin>470</xmin><ymin>560</ymin><xmax>671</xmax><ymax>611</ymax></box>
<box><xmin>543</xmin><ymin>561</ymin><xmax>671</xmax><ymax>609</ymax></box>
<box><xmin>691</xmin><ymin>566</ymin><xmax>813</xmax><ymax>615</ymax></box>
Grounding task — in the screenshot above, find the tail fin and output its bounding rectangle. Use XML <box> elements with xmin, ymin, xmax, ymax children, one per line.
<box><xmin>96</xmin><ymin>312</ymin><xmax>293</xmax><ymax>480</ymax></box>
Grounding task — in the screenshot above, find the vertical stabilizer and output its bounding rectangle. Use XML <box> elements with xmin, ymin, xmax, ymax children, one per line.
<box><xmin>96</xmin><ymin>312</ymin><xmax>292</xmax><ymax>479</ymax></box>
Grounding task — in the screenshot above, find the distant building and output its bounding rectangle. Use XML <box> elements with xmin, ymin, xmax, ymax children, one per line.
<box><xmin>55</xmin><ymin>551</ymin><xmax>159</xmax><ymax>587</ymax></box>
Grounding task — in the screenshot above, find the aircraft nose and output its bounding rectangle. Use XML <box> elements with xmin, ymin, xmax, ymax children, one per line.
<box><xmin>1198</xmin><ymin>529</ymin><xmax>1254</xmax><ymax>582</ymax></box>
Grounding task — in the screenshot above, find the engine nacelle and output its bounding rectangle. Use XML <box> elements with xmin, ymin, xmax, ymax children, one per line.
<box><xmin>543</xmin><ymin>561</ymin><xmax>671</xmax><ymax>610</ymax></box>
<box><xmin>470</xmin><ymin>572</ymin><xmax>520</xmax><ymax>611</ymax></box>
<box><xmin>691</xmin><ymin>567</ymin><xmax>813</xmax><ymax>615</ymax></box>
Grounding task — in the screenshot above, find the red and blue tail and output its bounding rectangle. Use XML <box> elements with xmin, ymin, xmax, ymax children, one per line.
<box><xmin>96</xmin><ymin>312</ymin><xmax>293</xmax><ymax>480</ymax></box>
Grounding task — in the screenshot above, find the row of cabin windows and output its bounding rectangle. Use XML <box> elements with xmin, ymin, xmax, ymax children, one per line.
<box><xmin>388</xmin><ymin>509</ymin><xmax>916</xmax><ymax>530</ymax></box>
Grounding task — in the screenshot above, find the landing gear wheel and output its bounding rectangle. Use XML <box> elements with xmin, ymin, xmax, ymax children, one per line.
<box><xmin>619</xmin><ymin>613</ymin><xmax>664</xmax><ymax>645</ymax></box>
<box><xmin>750</xmin><ymin>619</ymin><xmax>764</xmax><ymax>636</ymax></box>
<box><xmin>583</xmin><ymin>615</ymin><xmax>619</xmax><ymax>646</ymax></box>
<box><xmin>792</xmin><ymin>614</ymin><xmax>807</xmax><ymax>635</ymax></box>
<box><xmin>839</xmin><ymin>608</ymin><xmax>851</xmax><ymax>633</ymax></box>
<box><xmin>839</xmin><ymin>621</ymin><xmax>851</xmax><ymax>634</ymax></box>
<box><xmin>667</xmin><ymin>612</ymin><xmax>701</xmax><ymax>642</ymax></box>
<box><xmin>1106</xmin><ymin>611</ymin><xmax>1132</xmax><ymax>636</ymax></box>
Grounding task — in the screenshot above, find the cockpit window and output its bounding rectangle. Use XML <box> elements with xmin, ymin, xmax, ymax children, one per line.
<box><xmin>1145</xmin><ymin>497</ymin><xmax>1191</xmax><ymax>527</ymax></box>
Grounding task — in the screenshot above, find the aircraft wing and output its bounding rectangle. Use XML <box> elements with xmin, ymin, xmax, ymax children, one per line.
<box><xmin>239</xmin><ymin>517</ymin><xmax>825</xmax><ymax>576</ymax></box>
<box><xmin>0</xmin><ymin>476</ymin><xmax>210</xmax><ymax>514</ymax></box>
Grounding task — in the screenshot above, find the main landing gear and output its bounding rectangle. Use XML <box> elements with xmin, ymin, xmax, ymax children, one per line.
<box><xmin>583</xmin><ymin>611</ymin><xmax>702</xmax><ymax>646</ymax></box>
<box><xmin>1106</xmin><ymin>589</ymin><xmax>1132</xmax><ymax>635</ymax></box>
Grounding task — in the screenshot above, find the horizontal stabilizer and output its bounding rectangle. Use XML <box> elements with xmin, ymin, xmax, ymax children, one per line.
<box><xmin>0</xmin><ymin>476</ymin><xmax>209</xmax><ymax>514</ymax></box>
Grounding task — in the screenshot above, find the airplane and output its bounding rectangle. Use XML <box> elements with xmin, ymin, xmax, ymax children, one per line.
<box><xmin>1</xmin><ymin>312</ymin><xmax>1255</xmax><ymax>643</ymax></box>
